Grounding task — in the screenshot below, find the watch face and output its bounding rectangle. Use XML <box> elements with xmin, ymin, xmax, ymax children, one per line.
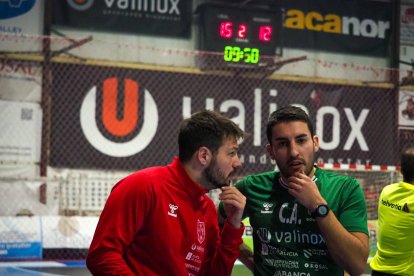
<box><xmin>319</xmin><ymin>205</ymin><xmax>328</xmax><ymax>216</ymax></box>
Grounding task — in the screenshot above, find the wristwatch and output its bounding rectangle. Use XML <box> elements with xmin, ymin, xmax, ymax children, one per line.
<box><xmin>311</xmin><ymin>204</ymin><xmax>330</xmax><ymax>218</ymax></box>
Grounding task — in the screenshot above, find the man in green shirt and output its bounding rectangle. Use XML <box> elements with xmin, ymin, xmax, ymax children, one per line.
<box><xmin>370</xmin><ymin>146</ymin><xmax>414</xmax><ymax>276</ymax></box>
<box><xmin>219</xmin><ymin>105</ymin><xmax>369</xmax><ymax>276</ymax></box>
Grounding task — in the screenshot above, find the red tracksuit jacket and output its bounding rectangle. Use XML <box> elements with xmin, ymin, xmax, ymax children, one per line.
<box><xmin>86</xmin><ymin>157</ymin><xmax>244</xmax><ymax>275</ymax></box>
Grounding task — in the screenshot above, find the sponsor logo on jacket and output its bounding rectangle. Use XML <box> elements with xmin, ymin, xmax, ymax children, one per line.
<box><xmin>381</xmin><ymin>199</ymin><xmax>410</xmax><ymax>213</ymax></box>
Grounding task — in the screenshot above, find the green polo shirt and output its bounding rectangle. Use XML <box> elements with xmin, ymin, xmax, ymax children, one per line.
<box><xmin>220</xmin><ymin>167</ymin><xmax>368</xmax><ymax>276</ymax></box>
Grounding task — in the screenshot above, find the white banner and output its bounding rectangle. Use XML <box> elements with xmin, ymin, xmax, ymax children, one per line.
<box><xmin>0</xmin><ymin>100</ymin><xmax>42</xmax><ymax>164</ymax></box>
<box><xmin>0</xmin><ymin>180</ymin><xmax>59</xmax><ymax>216</ymax></box>
<box><xmin>0</xmin><ymin>59</ymin><xmax>42</xmax><ymax>102</ymax></box>
<box><xmin>41</xmin><ymin>216</ymin><xmax>98</xmax><ymax>248</ymax></box>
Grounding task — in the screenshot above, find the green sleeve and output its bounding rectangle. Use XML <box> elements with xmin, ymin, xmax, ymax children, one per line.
<box><xmin>339</xmin><ymin>179</ymin><xmax>369</xmax><ymax>235</ymax></box>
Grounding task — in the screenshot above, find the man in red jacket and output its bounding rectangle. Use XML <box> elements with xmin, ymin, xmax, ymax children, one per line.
<box><xmin>86</xmin><ymin>110</ymin><xmax>246</xmax><ymax>275</ymax></box>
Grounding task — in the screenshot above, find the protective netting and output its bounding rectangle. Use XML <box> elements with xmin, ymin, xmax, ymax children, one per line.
<box><xmin>0</xmin><ymin>34</ymin><xmax>408</xmax><ymax>260</ymax></box>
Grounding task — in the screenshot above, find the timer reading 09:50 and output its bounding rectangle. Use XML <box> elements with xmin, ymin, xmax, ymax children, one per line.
<box><xmin>223</xmin><ymin>46</ymin><xmax>260</xmax><ymax>64</ymax></box>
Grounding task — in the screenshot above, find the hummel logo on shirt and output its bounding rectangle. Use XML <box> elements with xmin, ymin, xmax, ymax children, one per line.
<box><xmin>261</xmin><ymin>203</ymin><xmax>274</xmax><ymax>214</ymax></box>
<box><xmin>168</xmin><ymin>204</ymin><xmax>178</xmax><ymax>217</ymax></box>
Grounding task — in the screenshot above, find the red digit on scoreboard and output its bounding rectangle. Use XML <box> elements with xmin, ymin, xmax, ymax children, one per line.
<box><xmin>238</xmin><ymin>24</ymin><xmax>247</xmax><ymax>38</ymax></box>
<box><xmin>259</xmin><ymin>26</ymin><xmax>272</xmax><ymax>42</ymax></box>
<box><xmin>220</xmin><ymin>22</ymin><xmax>232</xmax><ymax>38</ymax></box>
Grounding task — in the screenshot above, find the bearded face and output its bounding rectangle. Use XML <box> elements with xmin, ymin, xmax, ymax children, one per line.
<box><xmin>202</xmin><ymin>137</ymin><xmax>241</xmax><ymax>190</ymax></box>
<box><xmin>204</xmin><ymin>155</ymin><xmax>231</xmax><ymax>189</ymax></box>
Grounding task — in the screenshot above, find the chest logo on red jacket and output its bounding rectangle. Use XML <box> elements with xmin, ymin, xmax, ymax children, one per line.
<box><xmin>168</xmin><ymin>204</ymin><xmax>178</xmax><ymax>217</ymax></box>
<box><xmin>197</xmin><ymin>219</ymin><xmax>206</xmax><ymax>244</ymax></box>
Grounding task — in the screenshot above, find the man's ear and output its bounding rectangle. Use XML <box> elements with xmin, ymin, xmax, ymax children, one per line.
<box><xmin>266</xmin><ymin>143</ymin><xmax>276</xmax><ymax>160</ymax></box>
<box><xmin>197</xmin><ymin>147</ymin><xmax>211</xmax><ymax>166</ymax></box>
<box><xmin>313</xmin><ymin>135</ymin><xmax>320</xmax><ymax>152</ymax></box>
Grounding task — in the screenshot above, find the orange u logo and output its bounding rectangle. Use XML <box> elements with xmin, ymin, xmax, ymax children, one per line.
<box><xmin>102</xmin><ymin>78</ymin><xmax>138</xmax><ymax>136</ymax></box>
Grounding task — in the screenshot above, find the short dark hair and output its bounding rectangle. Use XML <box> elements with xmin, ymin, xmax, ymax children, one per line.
<box><xmin>401</xmin><ymin>146</ymin><xmax>414</xmax><ymax>183</ymax></box>
<box><xmin>266</xmin><ymin>105</ymin><xmax>314</xmax><ymax>143</ymax></box>
<box><xmin>178</xmin><ymin>110</ymin><xmax>245</xmax><ymax>163</ymax></box>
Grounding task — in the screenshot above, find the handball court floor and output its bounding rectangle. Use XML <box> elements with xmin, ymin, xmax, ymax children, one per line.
<box><xmin>0</xmin><ymin>260</ymin><xmax>373</xmax><ymax>275</ymax></box>
<box><xmin>0</xmin><ymin>261</ymin><xmax>89</xmax><ymax>276</ymax></box>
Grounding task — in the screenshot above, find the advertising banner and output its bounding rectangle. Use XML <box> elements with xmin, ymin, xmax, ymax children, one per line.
<box><xmin>401</xmin><ymin>4</ymin><xmax>414</xmax><ymax>46</ymax></box>
<box><xmin>0</xmin><ymin>216</ymin><xmax>42</xmax><ymax>260</ymax></box>
<box><xmin>279</xmin><ymin>0</ymin><xmax>392</xmax><ymax>57</ymax></box>
<box><xmin>50</xmin><ymin>63</ymin><xmax>396</xmax><ymax>174</ymax></box>
<box><xmin>399</xmin><ymin>90</ymin><xmax>414</xmax><ymax>126</ymax></box>
<box><xmin>0</xmin><ymin>216</ymin><xmax>98</xmax><ymax>259</ymax></box>
<box><xmin>0</xmin><ymin>0</ymin><xmax>44</xmax><ymax>52</ymax></box>
<box><xmin>0</xmin><ymin>180</ymin><xmax>60</xmax><ymax>216</ymax></box>
<box><xmin>0</xmin><ymin>100</ymin><xmax>42</xmax><ymax>163</ymax></box>
<box><xmin>399</xmin><ymin>128</ymin><xmax>414</xmax><ymax>152</ymax></box>
<box><xmin>0</xmin><ymin>59</ymin><xmax>42</xmax><ymax>102</ymax></box>
<box><xmin>41</xmin><ymin>216</ymin><xmax>98</xmax><ymax>249</ymax></box>
<box><xmin>52</xmin><ymin>0</ymin><xmax>192</xmax><ymax>38</ymax></box>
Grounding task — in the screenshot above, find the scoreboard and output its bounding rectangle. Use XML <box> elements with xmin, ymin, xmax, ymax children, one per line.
<box><xmin>196</xmin><ymin>3</ymin><xmax>281</xmax><ymax>70</ymax></box>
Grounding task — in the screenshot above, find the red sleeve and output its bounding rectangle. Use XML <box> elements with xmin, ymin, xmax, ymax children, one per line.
<box><xmin>86</xmin><ymin>173</ymin><xmax>153</xmax><ymax>275</ymax></box>
<box><xmin>199</xmin><ymin>219</ymin><xmax>245</xmax><ymax>276</ymax></box>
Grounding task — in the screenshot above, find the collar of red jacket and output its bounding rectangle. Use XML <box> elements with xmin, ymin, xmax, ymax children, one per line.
<box><xmin>170</xmin><ymin>156</ymin><xmax>209</xmax><ymax>201</ymax></box>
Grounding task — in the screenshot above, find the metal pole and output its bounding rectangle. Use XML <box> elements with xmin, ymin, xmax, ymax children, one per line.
<box><xmin>40</xmin><ymin>0</ymin><xmax>52</xmax><ymax>177</ymax></box>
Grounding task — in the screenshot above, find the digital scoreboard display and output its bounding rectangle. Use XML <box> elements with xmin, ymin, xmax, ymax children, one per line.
<box><xmin>196</xmin><ymin>3</ymin><xmax>281</xmax><ymax>70</ymax></box>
